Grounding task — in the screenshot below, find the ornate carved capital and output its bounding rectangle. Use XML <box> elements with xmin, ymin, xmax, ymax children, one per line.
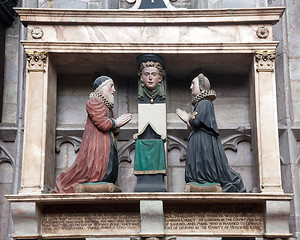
<box><xmin>26</xmin><ymin>51</ymin><xmax>47</xmax><ymax>72</ymax></box>
<box><xmin>255</xmin><ymin>50</ymin><xmax>276</xmax><ymax>72</ymax></box>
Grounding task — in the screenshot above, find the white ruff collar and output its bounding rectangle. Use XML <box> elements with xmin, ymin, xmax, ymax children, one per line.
<box><xmin>89</xmin><ymin>91</ymin><xmax>114</xmax><ymax>109</ymax></box>
<box><xmin>192</xmin><ymin>90</ymin><xmax>216</xmax><ymax>106</ymax></box>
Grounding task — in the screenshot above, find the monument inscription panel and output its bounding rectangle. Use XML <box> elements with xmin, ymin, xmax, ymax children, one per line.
<box><xmin>164</xmin><ymin>203</ymin><xmax>264</xmax><ymax>235</ymax></box>
<box><xmin>42</xmin><ymin>203</ymin><xmax>140</xmax><ymax>236</ymax></box>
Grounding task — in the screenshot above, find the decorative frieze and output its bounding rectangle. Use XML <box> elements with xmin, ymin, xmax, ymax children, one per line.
<box><xmin>26</xmin><ymin>51</ymin><xmax>47</xmax><ymax>72</ymax></box>
<box><xmin>255</xmin><ymin>50</ymin><xmax>276</xmax><ymax>72</ymax></box>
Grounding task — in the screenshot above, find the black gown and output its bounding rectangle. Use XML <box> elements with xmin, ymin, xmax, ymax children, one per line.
<box><xmin>185</xmin><ymin>98</ymin><xmax>246</xmax><ymax>193</ymax></box>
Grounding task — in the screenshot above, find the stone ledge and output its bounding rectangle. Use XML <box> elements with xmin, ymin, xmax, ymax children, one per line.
<box><xmin>15</xmin><ymin>7</ymin><xmax>285</xmax><ymax>25</ymax></box>
<box><xmin>8</xmin><ymin>193</ymin><xmax>293</xmax><ymax>239</ymax></box>
<box><xmin>6</xmin><ymin>192</ymin><xmax>293</xmax><ymax>203</ymax></box>
<box><xmin>21</xmin><ymin>41</ymin><xmax>280</xmax><ymax>53</ymax></box>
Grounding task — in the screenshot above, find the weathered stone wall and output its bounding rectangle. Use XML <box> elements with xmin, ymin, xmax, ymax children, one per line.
<box><xmin>268</xmin><ymin>0</ymin><xmax>300</xmax><ymax>238</ymax></box>
<box><xmin>1</xmin><ymin>21</ymin><xmax>19</xmax><ymax>124</ymax></box>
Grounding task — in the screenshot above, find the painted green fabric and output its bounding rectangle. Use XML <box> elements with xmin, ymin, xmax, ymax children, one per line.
<box><xmin>82</xmin><ymin>182</ymin><xmax>110</xmax><ymax>185</ymax></box>
<box><xmin>189</xmin><ymin>182</ymin><xmax>220</xmax><ymax>187</ymax></box>
<box><xmin>134</xmin><ymin>139</ymin><xmax>166</xmax><ymax>174</ymax></box>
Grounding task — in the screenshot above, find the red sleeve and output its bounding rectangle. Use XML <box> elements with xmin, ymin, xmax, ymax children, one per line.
<box><xmin>86</xmin><ymin>97</ymin><xmax>114</xmax><ymax>132</ymax></box>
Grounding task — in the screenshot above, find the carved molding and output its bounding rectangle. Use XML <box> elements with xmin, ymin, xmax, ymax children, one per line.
<box><xmin>118</xmin><ymin>139</ymin><xmax>136</xmax><ymax>164</ymax></box>
<box><xmin>31</xmin><ymin>27</ymin><xmax>44</xmax><ymax>39</ymax></box>
<box><xmin>222</xmin><ymin>129</ymin><xmax>252</xmax><ymax>152</ymax></box>
<box><xmin>22</xmin><ymin>41</ymin><xmax>279</xmax><ymax>54</ymax></box>
<box><xmin>0</xmin><ymin>143</ymin><xmax>14</xmax><ymax>165</ymax></box>
<box><xmin>256</xmin><ymin>26</ymin><xmax>269</xmax><ymax>39</ymax></box>
<box><xmin>26</xmin><ymin>51</ymin><xmax>47</xmax><ymax>72</ymax></box>
<box><xmin>167</xmin><ymin>135</ymin><xmax>187</xmax><ymax>162</ymax></box>
<box><xmin>54</xmin><ymin>132</ymin><xmax>251</xmax><ymax>164</ymax></box>
<box><xmin>255</xmin><ymin>50</ymin><xmax>276</xmax><ymax>72</ymax></box>
<box><xmin>55</xmin><ymin>136</ymin><xmax>82</xmax><ymax>153</ymax></box>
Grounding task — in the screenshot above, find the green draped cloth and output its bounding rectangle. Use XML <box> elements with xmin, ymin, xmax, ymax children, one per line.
<box><xmin>134</xmin><ymin>139</ymin><xmax>166</xmax><ymax>175</ymax></box>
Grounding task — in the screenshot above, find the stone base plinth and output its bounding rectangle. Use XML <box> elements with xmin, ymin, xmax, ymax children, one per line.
<box><xmin>7</xmin><ymin>193</ymin><xmax>292</xmax><ymax>240</ymax></box>
<box><xmin>76</xmin><ymin>182</ymin><xmax>122</xmax><ymax>193</ymax></box>
<box><xmin>134</xmin><ymin>174</ymin><xmax>166</xmax><ymax>192</ymax></box>
<box><xmin>184</xmin><ymin>182</ymin><xmax>222</xmax><ymax>193</ymax></box>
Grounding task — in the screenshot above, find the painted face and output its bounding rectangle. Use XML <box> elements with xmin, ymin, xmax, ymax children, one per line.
<box><xmin>190</xmin><ymin>77</ymin><xmax>201</xmax><ymax>97</ymax></box>
<box><xmin>141</xmin><ymin>67</ymin><xmax>161</xmax><ymax>90</ymax></box>
<box><xmin>99</xmin><ymin>79</ymin><xmax>115</xmax><ymax>104</ymax></box>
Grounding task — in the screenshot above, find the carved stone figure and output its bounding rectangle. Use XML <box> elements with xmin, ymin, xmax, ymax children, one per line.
<box><xmin>176</xmin><ymin>73</ymin><xmax>246</xmax><ymax>193</ymax></box>
<box><xmin>137</xmin><ymin>54</ymin><xmax>166</xmax><ymax>104</ymax></box>
<box><xmin>53</xmin><ymin>76</ymin><xmax>131</xmax><ymax>193</ymax></box>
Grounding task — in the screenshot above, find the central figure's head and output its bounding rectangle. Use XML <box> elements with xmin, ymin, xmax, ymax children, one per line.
<box><xmin>137</xmin><ymin>54</ymin><xmax>166</xmax><ymax>103</ymax></box>
<box><xmin>139</xmin><ymin>61</ymin><xmax>163</xmax><ymax>90</ymax></box>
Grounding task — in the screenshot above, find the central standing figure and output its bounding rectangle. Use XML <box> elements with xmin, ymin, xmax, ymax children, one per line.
<box><xmin>134</xmin><ymin>54</ymin><xmax>167</xmax><ymax>192</ymax></box>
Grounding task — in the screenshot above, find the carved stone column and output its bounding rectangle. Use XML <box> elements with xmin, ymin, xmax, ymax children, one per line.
<box><xmin>19</xmin><ymin>51</ymin><xmax>57</xmax><ymax>194</ymax></box>
<box><xmin>250</xmin><ymin>50</ymin><xmax>283</xmax><ymax>193</ymax></box>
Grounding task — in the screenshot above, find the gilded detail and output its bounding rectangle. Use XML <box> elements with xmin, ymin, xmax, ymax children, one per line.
<box><xmin>190</xmin><ymin>112</ymin><xmax>198</xmax><ymax>120</ymax></box>
<box><xmin>255</xmin><ymin>50</ymin><xmax>276</xmax><ymax>72</ymax></box>
<box><xmin>26</xmin><ymin>51</ymin><xmax>47</xmax><ymax>71</ymax></box>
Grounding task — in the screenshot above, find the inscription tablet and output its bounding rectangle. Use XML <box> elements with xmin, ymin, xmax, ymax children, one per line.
<box><xmin>42</xmin><ymin>204</ymin><xmax>140</xmax><ymax>236</ymax></box>
<box><xmin>164</xmin><ymin>203</ymin><xmax>263</xmax><ymax>234</ymax></box>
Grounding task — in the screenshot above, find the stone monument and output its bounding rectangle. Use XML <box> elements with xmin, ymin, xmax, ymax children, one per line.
<box><xmin>6</xmin><ymin>5</ymin><xmax>293</xmax><ymax>240</ymax></box>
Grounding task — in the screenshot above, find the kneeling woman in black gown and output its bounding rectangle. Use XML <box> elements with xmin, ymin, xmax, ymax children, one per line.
<box><xmin>176</xmin><ymin>73</ymin><xmax>246</xmax><ymax>193</ymax></box>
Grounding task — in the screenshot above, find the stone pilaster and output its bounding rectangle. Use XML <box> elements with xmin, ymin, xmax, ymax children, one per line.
<box><xmin>250</xmin><ymin>50</ymin><xmax>283</xmax><ymax>193</ymax></box>
<box><xmin>19</xmin><ymin>51</ymin><xmax>57</xmax><ymax>194</ymax></box>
